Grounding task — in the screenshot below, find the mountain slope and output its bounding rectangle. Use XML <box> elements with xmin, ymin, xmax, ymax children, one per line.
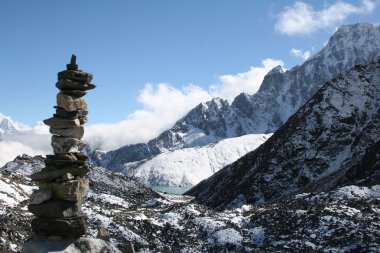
<box><xmin>95</xmin><ymin>23</ymin><xmax>380</xmax><ymax>171</ymax></box>
<box><xmin>187</xmin><ymin>57</ymin><xmax>380</xmax><ymax>209</ymax></box>
<box><xmin>2</xmin><ymin>156</ymin><xmax>380</xmax><ymax>252</ymax></box>
<box><xmin>115</xmin><ymin>134</ymin><xmax>271</xmax><ymax>187</ymax></box>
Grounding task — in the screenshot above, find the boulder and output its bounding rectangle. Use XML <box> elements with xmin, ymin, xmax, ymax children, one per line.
<box><xmin>31</xmin><ymin>216</ymin><xmax>87</xmax><ymax>238</ymax></box>
<box><xmin>96</xmin><ymin>227</ymin><xmax>110</xmax><ymax>242</ymax></box>
<box><xmin>28</xmin><ymin>200</ymin><xmax>81</xmax><ymax>218</ymax></box>
<box><xmin>57</xmin><ymin>70</ymin><xmax>93</xmax><ymax>83</ymax></box>
<box><xmin>29</xmin><ymin>190</ymin><xmax>53</xmax><ymax>205</ymax></box>
<box><xmin>39</xmin><ymin>179</ymin><xmax>89</xmax><ymax>202</ymax></box>
<box><xmin>50</xmin><ymin>126</ymin><xmax>84</xmax><ymax>139</ymax></box>
<box><xmin>22</xmin><ymin>237</ymin><xmax>121</xmax><ymax>253</ymax></box>
<box><xmin>51</xmin><ymin>135</ymin><xmax>86</xmax><ymax>155</ymax></box>
<box><xmin>57</xmin><ymin>93</ymin><xmax>87</xmax><ymax>112</ymax></box>
<box><xmin>44</xmin><ymin>117</ymin><xmax>80</xmax><ymax>129</ymax></box>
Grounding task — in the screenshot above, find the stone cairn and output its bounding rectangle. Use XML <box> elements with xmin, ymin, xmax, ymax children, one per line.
<box><xmin>28</xmin><ymin>55</ymin><xmax>95</xmax><ymax>239</ymax></box>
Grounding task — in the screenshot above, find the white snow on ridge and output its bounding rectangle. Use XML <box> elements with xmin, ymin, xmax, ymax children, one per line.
<box><xmin>121</xmin><ymin>134</ymin><xmax>272</xmax><ymax>187</ymax></box>
<box><xmin>0</xmin><ymin>178</ymin><xmax>35</xmax><ymax>208</ymax></box>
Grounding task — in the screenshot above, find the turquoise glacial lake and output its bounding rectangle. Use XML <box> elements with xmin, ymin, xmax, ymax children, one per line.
<box><xmin>150</xmin><ymin>186</ymin><xmax>192</xmax><ymax>195</ymax></box>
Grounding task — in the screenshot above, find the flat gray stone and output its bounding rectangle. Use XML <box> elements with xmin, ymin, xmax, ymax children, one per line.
<box><xmin>30</xmin><ymin>165</ymin><xmax>90</xmax><ymax>182</ymax></box>
<box><xmin>51</xmin><ymin>135</ymin><xmax>86</xmax><ymax>155</ymax></box>
<box><xmin>38</xmin><ymin>179</ymin><xmax>89</xmax><ymax>202</ymax></box>
<box><xmin>30</xmin><ymin>189</ymin><xmax>52</xmax><ymax>205</ymax></box>
<box><xmin>28</xmin><ymin>200</ymin><xmax>81</xmax><ymax>218</ymax></box>
<box><xmin>44</xmin><ymin>117</ymin><xmax>80</xmax><ymax>129</ymax></box>
<box><xmin>22</xmin><ymin>237</ymin><xmax>121</xmax><ymax>253</ymax></box>
<box><xmin>54</xmin><ymin>107</ymin><xmax>88</xmax><ymax>120</ymax></box>
<box><xmin>57</xmin><ymin>93</ymin><xmax>87</xmax><ymax>112</ymax></box>
<box><xmin>50</xmin><ymin>126</ymin><xmax>84</xmax><ymax>139</ymax></box>
<box><xmin>31</xmin><ymin>216</ymin><xmax>87</xmax><ymax>238</ymax></box>
<box><xmin>44</xmin><ymin>157</ymin><xmax>88</xmax><ymax>168</ymax></box>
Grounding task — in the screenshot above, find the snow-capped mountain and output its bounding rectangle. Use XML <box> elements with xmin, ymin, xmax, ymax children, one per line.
<box><xmin>0</xmin><ymin>113</ymin><xmax>26</xmax><ymax>136</ymax></box>
<box><xmin>115</xmin><ymin>134</ymin><xmax>271</xmax><ymax>187</ymax></box>
<box><xmin>187</xmin><ymin>57</ymin><xmax>380</xmax><ymax>209</ymax></box>
<box><xmin>1</xmin><ymin>155</ymin><xmax>380</xmax><ymax>252</ymax></box>
<box><xmin>94</xmin><ymin>23</ymin><xmax>380</xmax><ymax>172</ymax></box>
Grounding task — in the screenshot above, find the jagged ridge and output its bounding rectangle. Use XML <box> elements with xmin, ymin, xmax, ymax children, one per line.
<box><xmin>187</xmin><ymin>57</ymin><xmax>380</xmax><ymax>209</ymax></box>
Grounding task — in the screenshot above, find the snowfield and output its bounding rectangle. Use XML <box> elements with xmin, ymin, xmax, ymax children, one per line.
<box><xmin>120</xmin><ymin>134</ymin><xmax>271</xmax><ymax>186</ymax></box>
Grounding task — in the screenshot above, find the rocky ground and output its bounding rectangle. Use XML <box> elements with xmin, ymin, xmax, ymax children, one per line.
<box><xmin>1</xmin><ymin>158</ymin><xmax>380</xmax><ymax>252</ymax></box>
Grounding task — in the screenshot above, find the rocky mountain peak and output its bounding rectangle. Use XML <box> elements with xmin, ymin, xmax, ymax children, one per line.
<box><xmin>92</xmin><ymin>23</ymin><xmax>380</xmax><ymax>178</ymax></box>
<box><xmin>0</xmin><ymin>113</ymin><xmax>19</xmax><ymax>136</ymax></box>
<box><xmin>187</xmin><ymin>57</ymin><xmax>380</xmax><ymax>209</ymax></box>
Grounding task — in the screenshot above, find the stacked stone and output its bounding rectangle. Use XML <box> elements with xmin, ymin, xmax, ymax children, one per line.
<box><xmin>28</xmin><ymin>55</ymin><xmax>95</xmax><ymax>239</ymax></box>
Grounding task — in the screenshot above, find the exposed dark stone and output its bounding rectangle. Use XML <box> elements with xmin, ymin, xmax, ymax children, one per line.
<box><xmin>45</xmin><ymin>154</ymin><xmax>78</xmax><ymax>161</ymax></box>
<box><xmin>31</xmin><ymin>165</ymin><xmax>90</xmax><ymax>182</ymax></box>
<box><xmin>66</xmin><ymin>54</ymin><xmax>78</xmax><ymax>71</ymax></box>
<box><xmin>56</xmin><ymin>79</ymin><xmax>95</xmax><ymax>90</ymax></box>
<box><xmin>44</xmin><ymin>157</ymin><xmax>88</xmax><ymax>168</ymax></box>
<box><xmin>96</xmin><ymin>227</ymin><xmax>110</xmax><ymax>242</ymax></box>
<box><xmin>28</xmin><ymin>200</ymin><xmax>81</xmax><ymax>218</ymax></box>
<box><xmin>61</xmin><ymin>89</ymin><xmax>87</xmax><ymax>97</ymax></box>
<box><xmin>57</xmin><ymin>70</ymin><xmax>93</xmax><ymax>83</ymax></box>
<box><xmin>43</xmin><ymin>117</ymin><xmax>80</xmax><ymax>129</ymax></box>
<box><xmin>54</xmin><ymin>107</ymin><xmax>88</xmax><ymax>120</ymax></box>
<box><xmin>31</xmin><ymin>216</ymin><xmax>87</xmax><ymax>238</ymax></box>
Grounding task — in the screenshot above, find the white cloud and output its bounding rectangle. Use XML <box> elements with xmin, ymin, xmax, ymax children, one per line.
<box><xmin>85</xmin><ymin>58</ymin><xmax>284</xmax><ymax>151</ymax></box>
<box><xmin>0</xmin><ymin>58</ymin><xmax>284</xmax><ymax>155</ymax></box>
<box><xmin>0</xmin><ymin>125</ymin><xmax>51</xmax><ymax>167</ymax></box>
<box><xmin>210</xmin><ymin>59</ymin><xmax>285</xmax><ymax>102</ymax></box>
<box><xmin>290</xmin><ymin>48</ymin><xmax>311</xmax><ymax>61</ymax></box>
<box><xmin>275</xmin><ymin>0</ymin><xmax>376</xmax><ymax>36</ymax></box>
<box><xmin>84</xmin><ymin>83</ymin><xmax>212</xmax><ymax>150</ymax></box>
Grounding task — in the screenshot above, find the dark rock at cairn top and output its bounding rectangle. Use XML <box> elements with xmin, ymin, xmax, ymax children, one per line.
<box><xmin>31</xmin><ymin>216</ymin><xmax>88</xmax><ymax>238</ymax></box>
<box><xmin>54</xmin><ymin>106</ymin><xmax>88</xmax><ymax>120</ymax></box>
<box><xmin>28</xmin><ymin>200</ymin><xmax>81</xmax><ymax>218</ymax></box>
<box><xmin>56</xmin><ymin>79</ymin><xmax>96</xmax><ymax>91</ymax></box>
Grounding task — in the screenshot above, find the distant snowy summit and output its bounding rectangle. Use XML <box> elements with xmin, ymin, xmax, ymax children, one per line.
<box><xmin>94</xmin><ymin>23</ymin><xmax>380</xmax><ymax>182</ymax></box>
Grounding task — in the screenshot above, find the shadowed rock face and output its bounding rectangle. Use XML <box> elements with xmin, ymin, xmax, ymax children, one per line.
<box><xmin>187</xmin><ymin>58</ymin><xmax>380</xmax><ymax>210</ymax></box>
<box><xmin>94</xmin><ymin>23</ymin><xmax>380</xmax><ymax>174</ymax></box>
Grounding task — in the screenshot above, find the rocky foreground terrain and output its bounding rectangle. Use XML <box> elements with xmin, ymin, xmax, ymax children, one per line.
<box><xmin>1</xmin><ymin>156</ymin><xmax>380</xmax><ymax>252</ymax></box>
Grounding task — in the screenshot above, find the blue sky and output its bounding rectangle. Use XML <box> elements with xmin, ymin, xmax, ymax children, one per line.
<box><xmin>1</xmin><ymin>0</ymin><xmax>379</xmax><ymax>149</ymax></box>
